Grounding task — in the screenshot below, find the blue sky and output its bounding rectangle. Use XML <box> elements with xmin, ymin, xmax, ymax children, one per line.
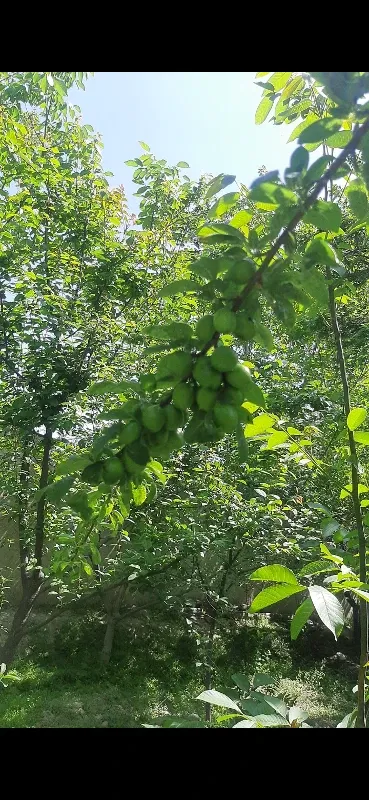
<box><xmin>68</xmin><ymin>72</ymin><xmax>296</xmax><ymax>212</ymax></box>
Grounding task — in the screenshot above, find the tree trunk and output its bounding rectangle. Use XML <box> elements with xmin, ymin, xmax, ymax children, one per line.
<box><xmin>100</xmin><ymin>584</ymin><xmax>126</xmax><ymax>665</ymax></box>
<box><xmin>0</xmin><ymin>429</ymin><xmax>52</xmax><ymax>667</ymax></box>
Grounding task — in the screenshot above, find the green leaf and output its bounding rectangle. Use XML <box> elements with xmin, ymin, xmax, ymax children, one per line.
<box><xmin>196</xmin><ymin>690</ymin><xmax>242</xmax><ymax>713</ymax></box>
<box><xmin>298</xmin><ymin>117</ymin><xmax>341</xmax><ymax>144</ymax></box>
<box><xmin>298</xmin><ymin>560</ymin><xmax>334</xmax><ymax>577</ymax></box>
<box><xmin>244</xmin><ymin>413</ymin><xmax>275</xmax><ymax>437</ymax></box>
<box><xmin>303</xmin><ymin>155</ymin><xmax>331</xmax><ymax>187</ymax></box>
<box><xmin>255</xmin><ymin>95</ymin><xmax>274</xmax><ymax>125</ymax></box>
<box><xmin>253</xmin><ymin>321</ymin><xmax>274</xmax><ymax>352</ymax></box>
<box><xmin>345</xmin><ymin>180</ymin><xmax>368</xmax><ymax>220</ymax></box>
<box><xmin>132</xmin><ymin>484</ymin><xmax>147</xmax><ymax>506</ymax></box>
<box><xmin>290</xmin><ymin>147</ymin><xmax>309</xmax><ymax>173</ymax></box>
<box><xmin>139</xmin><ymin>141</ymin><xmax>150</xmax><ymax>151</ymax></box>
<box><xmin>320</xmin><ymin>543</ymin><xmax>343</xmax><ymax>564</ymax></box>
<box><xmin>262</xmin><ymin>695</ymin><xmax>288</xmax><ymax>718</ymax></box>
<box><xmin>304</xmin><ymin>201</ymin><xmax>342</xmax><ymax>233</ymax></box>
<box><xmin>347</xmin><ymin>407</ymin><xmax>367</xmax><ymax>430</ymax></box>
<box><xmin>232</xmin><ymin>720</ymin><xmax>258</xmax><ymax>728</ymax></box>
<box><xmin>56</xmin><ymin>456</ymin><xmax>91</xmax><ymax>476</ymax></box>
<box><xmin>208</xmin><ymin>192</ymin><xmax>240</xmax><ymax>219</ymax></box>
<box><xmin>177</xmin><ymin>161</ymin><xmax>190</xmax><ymax>168</ymax></box>
<box><xmin>198</xmin><ymin>222</ymin><xmax>245</xmax><ymax>243</ymax></box>
<box><xmin>205</xmin><ymin>174</ymin><xmax>236</xmax><ymax>199</ymax></box>
<box><xmin>232</xmin><ymin>673</ymin><xmax>251</xmax><ymax>693</ymax></box>
<box><xmin>288</xmin><ymin>114</ymin><xmax>319</xmax><ymax>143</ymax></box>
<box><xmin>304</xmin><ymin>238</ymin><xmax>344</xmax><ymax>272</ymax></box>
<box><xmin>354</xmin><ymin>431</ymin><xmax>369</xmax><ymax>445</ymax></box>
<box><xmin>250</xmin><ymin>564</ymin><xmax>299</xmax><ymax>585</ymax></box>
<box><xmin>290</xmin><ymin>598</ymin><xmax>314</xmax><ymax>640</ymax></box>
<box><xmin>255</xmin><ymin>72</ymin><xmax>271</xmax><ymax>78</ymax></box>
<box><xmin>159</xmin><ymin>279</ymin><xmax>199</xmax><ymax>297</ymax></box>
<box><xmin>229</xmin><ymin>210</ymin><xmax>252</xmax><ymax>231</ymax></box>
<box><xmin>308</xmin><ymin>585</ymin><xmax>344</xmax><ymax>639</ymax></box>
<box><xmin>266</xmin><ymin>431</ymin><xmax>288</xmax><ymax>449</ymax></box>
<box><xmin>268</xmin><ymin>72</ymin><xmax>292</xmax><ymax>91</ymax></box>
<box><xmin>248</xmin><ymin>584</ymin><xmax>304</xmax><ymax>612</ymax></box>
<box><xmin>326</xmin><ymin>130</ymin><xmax>352</xmax><ymax>148</ymax></box>
<box><xmin>351</xmin><ymin>587</ymin><xmax>369</xmax><ymax>603</ymax></box>
<box><xmin>88</xmin><ymin>379</ymin><xmax>139</xmax><ymax>396</ymax></box>
<box><xmin>288</xmin><ymin>706</ymin><xmax>309</xmax><ymax>724</ymax></box>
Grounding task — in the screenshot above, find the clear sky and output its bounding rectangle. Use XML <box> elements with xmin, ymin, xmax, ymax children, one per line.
<box><xmin>68</xmin><ymin>72</ymin><xmax>296</xmax><ymax>212</ymax></box>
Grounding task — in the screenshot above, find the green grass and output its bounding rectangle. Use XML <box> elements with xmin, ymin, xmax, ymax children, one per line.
<box><xmin>0</xmin><ymin>612</ymin><xmax>356</xmax><ymax>728</ymax></box>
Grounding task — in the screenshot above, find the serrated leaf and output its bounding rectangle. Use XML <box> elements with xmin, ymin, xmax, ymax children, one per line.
<box><xmin>308</xmin><ymin>585</ymin><xmax>344</xmax><ymax>639</ymax></box>
<box><xmin>304</xmin><ymin>200</ymin><xmax>342</xmax><ymax>233</ymax></box>
<box><xmin>290</xmin><ymin>598</ymin><xmax>314</xmax><ymax>640</ymax></box>
<box><xmin>205</xmin><ymin>174</ymin><xmax>236</xmax><ymax>199</ymax></box>
<box><xmin>250</xmin><ymin>564</ymin><xmax>299</xmax><ymax>584</ymax></box>
<box><xmin>159</xmin><ymin>279</ymin><xmax>199</xmax><ymax>297</ymax></box>
<box><xmin>196</xmin><ymin>690</ymin><xmax>242</xmax><ymax>713</ymax></box>
<box><xmin>347</xmin><ymin>407</ymin><xmax>367</xmax><ymax>431</ymax></box>
<box><xmin>248</xmin><ymin>584</ymin><xmax>304</xmax><ymax>612</ymax></box>
<box><xmin>208</xmin><ymin>192</ymin><xmax>240</xmax><ymax>219</ymax></box>
<box><xmin>255</xmin><ymin>95</ymin><xmax>274</xmax><ymax>125</ymax></box>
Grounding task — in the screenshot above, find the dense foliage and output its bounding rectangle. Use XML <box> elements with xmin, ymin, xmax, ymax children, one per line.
<box><xmin>1</xmin><ymin>72</ymin><xmax>369</xmax><ymax>728</ymax></box>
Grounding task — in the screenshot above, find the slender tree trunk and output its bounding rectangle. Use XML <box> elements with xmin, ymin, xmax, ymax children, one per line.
<box><xmin>101</xmin><ymin>584</ymin><xmax>126</xmax><ymax>665</ymax></box>
<box><xmin>204</xmin><ymin>604</ymin><xmax>217</xmax><ymax>724</ymax></box>
<box><xmin>0</xmin><ymin>429</ymin><xmax>52</xmax><ymax>666</ymax></box>
<box><xmin>327</xmin><ymin>276</ymin><xmax>368</xmax><ymax>728</ymax></box>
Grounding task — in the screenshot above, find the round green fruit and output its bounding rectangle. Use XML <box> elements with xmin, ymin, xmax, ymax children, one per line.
<box><xmin>219</xmin><ymin>387</ymin><xmax>244</xmax><ymax>406</ymax></box>
<box><xmin>210</xmin><ymin>346</ymin><xmax>238</xmax><ymax>373</ymax></box>
<box><xmin>119</xmin><ymin>420</ymin><xmax>141</xmax><ymax>446</ymax></box>
<box><xmin>167</xmin><ymin>431</ymin><xmax>184</xmax><ymax>451</ymax></box>
<box><xmin>142</xmin><ymin>404</ymin><xmax>166</xmax><ymax>433</ymax></box>
<box><xmin>102</xmin><ymin>456</ymin><xmax>125</xmax><ymax>485</ymax></box>
<box><xmin>165</xmin><ymin>404</ymin><xmax>184</xmax><ymax>430</ymax></box>
<box><xmin>157</xmin><ymin>350</ymin><xmax>192</xmax><ymax>381</ymax></box>
<box><xmin>225</xmin><ymin>259</ymin><xmax>256</xmax><ymax>285</ymax></box>
<box><xmin>235</xmin><ymin>313</ymin><xmax>255</xmax><ymax>341</ymax></box>
<box><xmin>195</xmin><ymin>314</ymin><xmax>215</xmax><ymax>343</ymax></box>
<box><xmin>193</xmin><ymin>357</ymin><xmax>222</xmax><ymax>389</ymax></box>
<box><xmin>123</xmin><ymin>452</ymin><xmax>146</xmax><ymax>474</ymax></box>
<box><xmin>213</xmin><ymin>308</ymin><xmax>237</xmax><ymax>334</ymax></box>
<box><xmin>213</xmin><ymin>403</ymin><xmax>239</xmax><ymax>433</ymax></box>
<box><xmin>172</xmin><ymin>382</ymin><xmax>195</xmax><ymax>410</ymax></box>
<box><xmin>145</xmin><ymin>429</ymin><xmax>169</xmax><ymax>448</ymax></box>
<box><xmin>226</xmin><ymin>363</ymin><xmax>252</xmax><ymax>392</ymax></box>
<box><xmin>196</xmin><ymin>387</ymin><xmax>217</xmax><ymax>411</ymax></box>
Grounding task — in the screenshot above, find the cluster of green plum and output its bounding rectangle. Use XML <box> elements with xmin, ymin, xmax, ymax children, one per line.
<box><xmin>81</xmin><ymin>302</ymin><xmax>263</xmax><ymax>488</ymax></box>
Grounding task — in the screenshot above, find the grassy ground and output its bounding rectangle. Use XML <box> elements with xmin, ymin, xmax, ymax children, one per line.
<box><xmin>0</xmin><ymin>611</ymin><xmax>356</xmax><ymax>728</ymax></box>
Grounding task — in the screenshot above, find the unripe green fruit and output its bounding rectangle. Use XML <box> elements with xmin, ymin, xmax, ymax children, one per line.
<box><xmin>172</xmin><ymin>382</ymin><xmax>195</xmax><ymax>410</ymax></box>
<box><xmin>213</xmin><ymin>403</ymin><xmax>239</xmax><ymax>433</ymax></box>
<box><xmin>235</xmin><ymin>313</ymin><xmax>255</xmax><ymax>341</ymax></box>
<box><xmin>193</xmin><ymin>357</ymin><xmax>222</xmax><ymax>389</ymax></box>
<box><xmin>210</xmin><ymin>346</ymin><xmax>238</xmax><ymax>373</ymax></box>
<box><xmin>225</xmin><ymin>259</ymin><xmax>256</xmax><ymax>285</ymax></box>
<box><xmin>226</xmin><ymin>363</ymin><xmax>252</xmax><ymax>391</ymax></box>
<box><xmin>119</xmin><ymin>420</ymin><xmax>141</xmax><ymax>446</ymax></box>
<box><xmin>145</xmin><ymin>429</ymin><xmax>169</xmax><ymax>448</ymax></box>
<box><xmin>81</xmin><ymin>462</ymin><xmax>104</xmax><ymax>485</ymax></box>
<box><xmin>219</xmin><ymin>387</ymin><xmax>244</xmax><ymax>406</ymax></box>
<box><xmin>142</xmin><ymin>404</ymin><xmax>166</xmax><ymax>433</ymax></box>
<box><xmin>195</xmin><ymin>314</ymin><xmax>215</xmax><ymax>343</ymax></box>
<box><xmin>213</xmin><ymin>308</ymin><xmax>237</xmax><ymax>334</ymax></box>
<box><xmin>196</xmin><ymin>387</ymin><xmax>217</xmax><ymax>411</ymax></box>
<box><xmin>165</xmin><ymin>404</ymin><xmax>184</xmax><ymax>430</ymax></box>
<box><xmin>103</xmin><ymin>456</ymin><xmax>125</xmax><ymax>485</ymax></box>
<box><xmin>157</xmin><ymin>350</ymin><xmax>192</xmax><ymax>381</ymax></box>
